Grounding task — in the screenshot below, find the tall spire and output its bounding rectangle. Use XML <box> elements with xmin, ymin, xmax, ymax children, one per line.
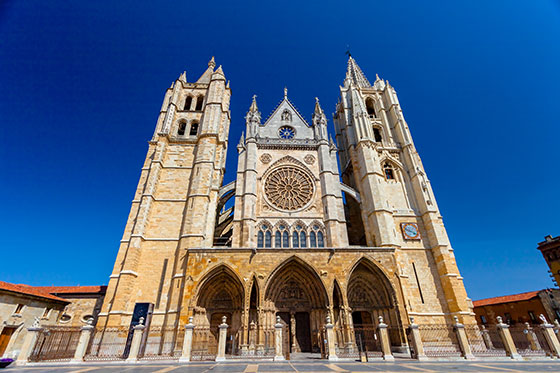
<box><xmin>345</xmin><ymin>56</ymin><xmax>371</xmax><ymax>88</ymax></box>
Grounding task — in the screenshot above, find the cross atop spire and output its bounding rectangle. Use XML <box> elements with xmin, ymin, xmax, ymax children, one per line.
<box><xmin>345</xmin><ymin>56</ymin><xmax>371</xmax><ymax>88</ymax></box>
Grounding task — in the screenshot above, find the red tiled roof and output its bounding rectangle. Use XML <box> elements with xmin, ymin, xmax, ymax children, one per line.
<box><xmin>36</xmin><ymin>285</ymin><xmax>107</xmax><ymax>295</ymax></box>
<box><xmin>0</xmin><ymin>281</ymin><xmax>68</xmax><ymax>303</ymax></box>
<box><xmin>473</xmin><ymin>290</ymin><xmax>541</xmax><ymax>307</ymax></box>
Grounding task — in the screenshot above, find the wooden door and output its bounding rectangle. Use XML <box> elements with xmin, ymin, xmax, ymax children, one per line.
<box><xmin>295</xmin><ymin>312</ymin><xmax>311</xmax><ymax>352</ymax></box>
<box><xmin>0</xmin><ymin>327</ymin><xmax>15</xmax><ymax>356</ymax></box>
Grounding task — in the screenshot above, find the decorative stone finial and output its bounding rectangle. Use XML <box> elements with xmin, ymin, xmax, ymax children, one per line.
<box><xmin>539</xmin><ymin>314</ymin><xmax>548</xmax><ymax>324</ymax></box>
<box><xmin>208</xmin><ymin>56</ymin><xmax>216</xmax><ymax>68</ymax></box>
<box><xmin>326</xmin><ymin>315</ymin><xmax>331</xmax><ymax>324</ymax></box>
<box><xmin>496</xmin><ymin>316</ymin><xmax>503</xmax><ymax>324</ymax></box>
<box><xmin>139</xmin><ymin>317</ymin><xmax>145</xmax><ymax>325</ymax></box>
<box><xmin>409</xmin><ymin>317</ymin><xmax>415</xmax><ymax>325</ymax></box>
<box><xmin>284</xmin><ymin>87</ymin><xmax>288</xmax><ymax>98</ymax></box>
<box><xmin>378</xmin><ymin>316</ymin><xmax>384</xmax><ymax>324</ymax></box>
<box><xmin>188</xmin><ymin>316</ymin><xmax>194</xmax><ymax>325</ymax></box>
<box><xmin>32</xmin><ymin>317</ymin><xmax>40</xmax><ymax>328</ymax></box>
<box><xmin>222</xmin><ymin>315</ymin><xmax>227</xmax><ymax>324</ymax></box>
<box><xmin>276</xmin><ymin>315</ymin><xmax>281</xmax><ymax>324</ymax></box>
<box><xmin>453</xmin><ymin>316</ymin><xmax>459</xmax><ymax>324</ymax></box>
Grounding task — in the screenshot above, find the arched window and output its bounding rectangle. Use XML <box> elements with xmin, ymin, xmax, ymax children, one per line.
<box><xmin>259</xmin><ymin>223</ymin><xmax>272</xmax><ymax>248</ymax></box>
<box><xmin>275</xmin><ymin>223</ymin><xmax>289</xmax><ymax>248</ymax></box>
<box><xmin>310</xmin><ymin>232</ymin><xmax>317</xmax><ymax>248</ymax></box>
<box><xmin>275</xmin><ymin>231</ymin><xmax>281</xmax><ymax>248</ymax></box>
<box><xmin>265</xmin><ymin>231</ymin><xmax>272</xmax><ymax>247</ymax></box>
<box><xmin>257</xmin><ymin>231</ymin><xmax>264</xmax><ymax>248</ymax></box>
<box><xmin>292</xmin><ymin>231</ymin><xmax>299</xmax><ymax>248</ymax></box>
<box><xmin>283</xmin><ymin>231</ymin><xmax>289</xmax><ymax>248</ymax></box>
<box><xmin>373</xmin><ymin>127</ymin><xmax>382</xmax><ymax>143</ymax></box>
<box><xmin>195</xmin><ymin>96</ymin><xmax>204</xmax><ymax>111</ymax></box>
<box><xmin>178</xmin><ymin>122</ymin><xmax>186</xmax><ymax>136</ymax></box>
<box><xmin>383</xmin><ymin>162</ymin><xmax>395</xmax><ymax>180</ymax></box>
<box><xmin>300</xmin><ymin>231</ymin><xmax>307</xmax><ymax>248</ymax></box>
<box><xmin>366</xmin><ymin>98</ymin><xmax>376</xmax><ymax>117</ymax></box>
<box><xmin>189</xmin><ymin>122</ymin><xmax>199</xmax><ymax>136</ymax></box>
<box><xmin>317</xmin><ymin>231</ymin><xmax>324</xmax><ymax>247</ymax></box>
<box><xmin>184</xmin><ymin>96</ymin><xmax>193</xmax><ymax>111</ymax></box>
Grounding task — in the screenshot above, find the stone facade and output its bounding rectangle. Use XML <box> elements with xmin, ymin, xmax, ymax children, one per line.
<box><xmin>98</xmin><ymin>57</ymin><xmax>475</xmax><ymax>354</ymax></box>
<box><xmin>538</xmin><ymin>235</ymin><xmax>560</xmax><ymax>287</ymax></box>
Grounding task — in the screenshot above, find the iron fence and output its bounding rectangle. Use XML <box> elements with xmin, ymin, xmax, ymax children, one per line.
<box><xmin>85</xmin><ymin>326</ymin><xmax>131</xmax><ymax>361</ymax></box>
<box><xmin>418</xmin><ymin>324</ymin><xmax>462</xmax><ymax>358</ymax></box>
<box><xmin>334</xmin><ymin>325</ymin><xmax>382</xmax><ymax>360</ymax></box>
<box><xmin>28</xmin><ymin>326</ymin><xmax>81</xmax><ymax>362</ymax></box>
<box><xmin>464</xmin><ymin>325</ymin><xmax>507</xmax><ymax>357</ymax></box>
<box><xmin>141</xmin><ymin>325</ymin><xmax>184</xmax><ymax>359</ymax></box>
<box><xmin>228</xmin><ymin>326</ymin><xmax>276</xmax><ymax>359</ymax></box>
<box><xmin>190</xmin><ymin>326</ymin><xmax>218</xmax><ymax>361</ymax></box>
<box><xmin>509</xmin><ymin>324</ymin><xmax>549</xmax><ymax>357</ymax></box>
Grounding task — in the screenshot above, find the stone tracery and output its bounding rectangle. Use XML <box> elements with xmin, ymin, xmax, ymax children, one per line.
<box><xmin>264</xmin><ymin>166</ymin><xmax>313</xmax><ymax>211</ymax></box>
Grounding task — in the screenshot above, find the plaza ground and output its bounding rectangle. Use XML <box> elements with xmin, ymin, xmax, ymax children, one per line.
<box><xmin>6</xmin><ymin>360</ymin><xmax>560</xmax><ymax>373</ymax></box>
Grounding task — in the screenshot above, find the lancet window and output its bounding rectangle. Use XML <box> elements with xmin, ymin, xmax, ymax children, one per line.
<box><xmin>195</xmin><ymin>96</ymin><xmax>204</xmax><ymax>111</ymax></box>
<box><xmin>309</xmin><ymin>223</ymin><xmax>325</xmax><ymax>248</ymax></box>
<box><xmin>184</xmin><ymin>96</ymin><xmax>193</xmax><ymax>111</ymax></box>
<box><xmin>275</xmin><ymin>223</ymin><xmax>290</xmax><ymax>248</ymax></box>
<box><xmin>257</xmin><ymin>223</ymin><xmax>273</xmax><ymax>248</ymax></box>
<box><xmin>189</xmin><ymin>122</ymin><xmax>199</xmax><ymax>136</ymax></box>
<box><xmin>383</xmin><ymin>162</ymin><xmax>395</xmax><ymax>180</ymax></box>
<box><xmin>177</xmin><ymin>121</ymin><xmax>186</xmax><ymax>136</ymax></box>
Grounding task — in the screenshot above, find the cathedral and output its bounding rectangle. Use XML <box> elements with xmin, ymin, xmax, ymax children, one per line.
<box><xmin>97</xmin><ymin>57</ymin><xmax>474</xmax><ymax>354</ymax></box>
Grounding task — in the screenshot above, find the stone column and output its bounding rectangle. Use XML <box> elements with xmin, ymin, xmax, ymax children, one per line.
<box><xmin>496</xmin><ymin>317</ymin><xmax>521</xmax><ymax>360</ymax></box>
<box><xmin>179</xmin><ymin>317</ymin><xmax>195</xmax><ymax>363</ymax></box>
<box><xmin>539</xmin><ymin>317</ymin><xmax>560</xmax><ymax>358</ymax></box>
<box><xmin>126</xmin><ymin>317</ymin><xmax>146</xmax><ymax>363</ymax></box>
<box><xmin>523</xmin><ymin>323</ymin><xmax>541</xmax><ymax>351</ymax></box>
<box><xmin>554</xmin><ymin>320</ymin><xmax>560</xmax><ymax>343</ymax></box>
<box><xmin>453</xmin><ymin>316</ymin><xmax>474</xmax><ymax>360</ymax></box>
<box><xmin>71</xmin><ymin>321</ymin><xmax>95</xmax><ymax>363</ymax></box>
<box><xmin>407</xmin><ymin>318</ymin><xmax>428</xmax><ymax>361</ymax></box>
<box><xmin>216</xmin><ymin>316</ymin><xmax>228</xmax><ymax>362</ymax></box>
<box><xmin>377</xmin><ymin>316</ymin><xmax>394</xmax><ymax>361</ymax></box>
<box><xmin>325</xmin><ymin>315</ymin><xmax>338</xmax><ymax>361</ymax></box>
<box><xmin>15</xmin><ymin>319</ymin><xmax>43</xmax><ymax>366</ymax></box>
<box><xmin>249</xmin><ymin>320</ymin><xmax>256</xmax><ymax>352</ymax></box>
<box><xmin>481</xmin><ymin>325</ymin><xmax>493</xmax><ymax>349</ymax></box>
<box><xmin>274</xmin><ymin>316</ymin><xmax>285</xmax><ymax>361</ymax></box>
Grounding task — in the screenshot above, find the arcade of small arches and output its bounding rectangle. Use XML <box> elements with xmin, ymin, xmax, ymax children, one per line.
<box><xmin>256</xmin><ymin>221</ymin><xmax>325</xmax><ymax>248</ymax></box>
<box><xmin>183</xmin><ymin>95</ymin><xmax>205</xmax><ymax>112</ymax></box>
<box><xmin>177</xmin><ymin>120</ymin><xmax>199</xmax><ymax>137</ymax></box>
<box><xmin>189</xmin><ymin>256</ymin><xmax>406</xmax><ymax>354</ymax></box>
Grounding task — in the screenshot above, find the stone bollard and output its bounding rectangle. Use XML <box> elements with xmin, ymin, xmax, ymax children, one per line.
<box><xmin>274</xmin><ymin>316</ymin><xmax>285</xmax><ymax>361</ymax></box>
<box><xmin>554</xmin><ymin>320</ymin><xmax>560</xmax><ymax>343</ymax></box>
<box><xmin>496</xmin><ymin>316</ymin><xmax>521</xmax><ymax>360</ymax></box>
<box><xmin>71</xmin><ymin>320</ymin><xmax>95</xmax><ymax>363</ymax></box>
<box><xmin>453</xmin><ymin>316</ymin><xmax>474</xmax><ymax>360</ymax></box>
<box><xmin>126</xmin><ymin>317</ymin><xmax>146</xmax><ymax>363</ymax></box>
<box><xmin>215</xmin><ymin>316</ymin><xmax>228</xmax><ymax>362</ymax></box>
<box><xmin>179</xmin><ymin>317</ymin><xmax>195</xmax><ymax>362</ymax></box>
<box><xmin>407</xmin><ymin>317</ymin><xmax>428</xmax><ymax>361</ymax></box>
<box><xmin>538</xmin><ymin>315</ymin><xmax>560</xmax><ymax>358</ymax></box>
<box><xmin>15</xmin><ymin>318</ymin><xmax>43</xmax><ymax>366</ymax></box>
<box><xmin>325</xmin><ymin>315</ymin><xmax>338</xmax><ymax>361</ymax></box>
<box><xmin>377</xmin><ymin>316</ymin><xmax>394</xmax><ymax>361</ymax></box>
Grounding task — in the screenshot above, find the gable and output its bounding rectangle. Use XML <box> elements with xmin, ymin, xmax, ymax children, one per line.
<box><xmin>259</xmin><ymin>99</ymin><xmax>314</xmax><ymax>140</ymax></box>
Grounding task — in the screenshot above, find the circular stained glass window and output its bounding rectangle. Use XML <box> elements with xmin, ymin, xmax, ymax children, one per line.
<box><xmin>278</xmin><ymin>126</ymin><xmax>295</xmax><ymax>139</ymax></box>
<box><xmin>265</xmin><ymin>166</ymin><xmax>313</xmax><ymax>211</ymax></box>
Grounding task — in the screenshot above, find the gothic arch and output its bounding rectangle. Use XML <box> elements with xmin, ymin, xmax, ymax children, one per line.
<box><xmin>193</xmin><ymin>263</ymin><xmax>245</xmax><ymax>310</ymax></box>
<box><xmin>264</xmin><ymin>256</ymin><xmax>329</xmax><ymax>310</ymax></box>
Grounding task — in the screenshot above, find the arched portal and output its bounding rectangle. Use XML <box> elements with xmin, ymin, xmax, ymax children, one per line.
<box><xmin>264</xmin><ymin>257</ymin><xmax>328</xmax><ymax>353</ymax></box>
<box><xmin>194</xmin><ymin>265</ymin><xmax>244</xmax><ymax>354</ymax></box>
<box><xmin>347</xmin><ymin>259</ymin><xmax>405</xmax><ymax>349</ymax></box>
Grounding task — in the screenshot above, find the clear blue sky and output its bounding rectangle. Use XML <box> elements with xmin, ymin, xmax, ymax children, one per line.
<box><xmin>1</xmin><ymin>1</ymin><xmax>559</xmax><ymax>300</ymax></box>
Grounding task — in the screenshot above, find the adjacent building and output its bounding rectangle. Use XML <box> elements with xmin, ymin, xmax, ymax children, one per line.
<box><xmin>473</xmin><ymin>288</ymin><xmax>560</xmax><ymax>326</ymax></box>
<box><xmin>538</xmin><ymin>235</ymin><xmax>560</xmax><ymax>287</ymax></box>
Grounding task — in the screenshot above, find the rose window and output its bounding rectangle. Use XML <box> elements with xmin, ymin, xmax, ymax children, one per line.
<box><xmin>265</xmin><ymin>166</ymin><xmax>313</xmax><ymax>210</ymax></box>
<box><xmin>278</xmin><ymin>126</ymin><xmax>295</xmax><ymax>139</ymax></box>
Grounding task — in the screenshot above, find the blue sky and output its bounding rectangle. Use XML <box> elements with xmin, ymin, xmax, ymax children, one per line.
<box><xmin>1</xmin><ymin>1</ymin><xmax>559</xmax><ymax>300</ymax></box>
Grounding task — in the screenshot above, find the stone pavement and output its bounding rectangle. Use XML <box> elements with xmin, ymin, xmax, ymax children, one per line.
<box><xmin>5</xmin><ymin>360</ymin><xmax>560</xmax><ymax>373</ymax></box>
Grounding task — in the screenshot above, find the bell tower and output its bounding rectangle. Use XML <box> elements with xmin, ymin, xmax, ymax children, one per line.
<box><xmin>99</xmin><ymin>58</ymin><xmax>231</xmax><ymax>327</ymax></box>
<box><xmin>333</xmin><ymin>57</ymin><xmax>472</xmax><ymax>318</ymax></box>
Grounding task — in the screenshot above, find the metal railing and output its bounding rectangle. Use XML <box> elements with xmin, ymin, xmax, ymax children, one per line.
<box><xmin>141</xmin><ymin>326</ymin><xmax>184</xmax><ymax>359</ymax></box>
<box><xmin>464</xmin><ymin>325</ymin><xmax>507</xmax><ymax>357</ymax></box>
<box><xmin>85</xmin><ymin>326</ymin><xmax>131</xmax><ymax>361</ymax></box>
<box><xmin>509</xmin><ymin>324</ymin><xmax>550</xmax><ymax>357</ymax></box>
<box><xmin>190</xmin><ymin>326</ymin><xmax>218</xmax><ymax>361</ymax></box>
<box><xmin>334</xmin><ymin>325</ymin><xmax>382</xmax><ymax>359</ymax></box>
<box><xmin>418</xmin><ymin>325</ymin><xmax>462</xmax><ymax>358</ymax></box>
<box><xmin>29</xmin><ymin>326</ymin><xmax>81</xmax><ymax>362</ymax></box>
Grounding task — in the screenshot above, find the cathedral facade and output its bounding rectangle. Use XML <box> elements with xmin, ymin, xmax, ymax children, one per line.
<box><xmin>97</xmin><ymin>57</ymin><xmax>474</xmax><ymax>354</ymax></box>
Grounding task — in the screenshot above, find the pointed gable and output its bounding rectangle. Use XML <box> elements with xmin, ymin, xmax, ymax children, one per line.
<box><xmin>258</xmin><ymin>89</ymin><xmax>314</xmax><ymax>140</ymax></box>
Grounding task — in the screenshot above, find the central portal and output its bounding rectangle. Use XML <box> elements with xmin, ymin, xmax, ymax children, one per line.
<box><xmin>265</xmin><ymin>257</ymin><xmax>328</xmax><ymax>353</ymax></box>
